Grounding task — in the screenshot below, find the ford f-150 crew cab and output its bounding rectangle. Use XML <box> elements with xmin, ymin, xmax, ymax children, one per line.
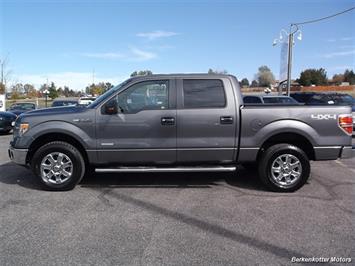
<box><xmin>8</xmin><ymin>74</ymin><xmax>354</xmax><ymax>192</ymax></box>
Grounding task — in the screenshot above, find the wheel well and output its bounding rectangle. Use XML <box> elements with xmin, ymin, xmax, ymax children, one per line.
<box><xmin>258</xmin><ymin>133</ymin><xmax>315</xmax><ymax>161</ymax></box>
<box><xmin>27</xmin><ymin>133</ymin><xmax>89</xmax><ymax>165</ymax></box>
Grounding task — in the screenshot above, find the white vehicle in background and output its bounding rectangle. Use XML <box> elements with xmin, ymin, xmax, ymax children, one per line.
<box><xmin>0</xmin><ymin>94</ymin><xmax>5</xmax><ymax>111</ymax></box>
<box><xmin>78</xmin><ymin>96</ymin><xmax>96</xmax><ymax>106</ymax></box>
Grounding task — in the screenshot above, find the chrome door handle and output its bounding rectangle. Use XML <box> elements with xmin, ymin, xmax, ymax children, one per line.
<box><xmin>161</xmin><ymin>117</ymin><xmax>175</xmax><ymax>125</ymax></box>
<box><xmin>220</xmin><ymin>116</ymin><xmax>233</xmax><ymax>124</ymax></box>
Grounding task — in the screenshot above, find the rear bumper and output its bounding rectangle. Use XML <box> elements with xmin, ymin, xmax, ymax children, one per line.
<box><xmin>340</xmin><ymin>145</ymin><xmax>355</xmax><ymax>159</ymax></box>
<box><xmin>314</xmin><ymin>145</ymin><xmax>354</xmax><ymax>160</ymax></box>
<box><xmin>8</xmin><ymin>146</ymin><xmax>28</xmax><ymax>166</ymax></box>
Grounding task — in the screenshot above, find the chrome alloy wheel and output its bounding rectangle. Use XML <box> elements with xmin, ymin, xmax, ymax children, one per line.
<box><xmin>270</xmin><ymin>154</ymin><xmax>302</xmax><ymax>187</ymax></box>
<box><xmin>40</xmin><ymin>152</ymin><xmax>73</xmax><ymax>184</ymax></box>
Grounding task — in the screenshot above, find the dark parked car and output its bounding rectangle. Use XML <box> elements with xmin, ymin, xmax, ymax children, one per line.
<box><xmin>8</xmin><ymin>102</ymin><xmax>36</xmax><ymax>116</ymax></box>
<box><xmin>243</xmin><ymin>95</ymin><xmax>300</xmax><ymax>105</ymax></box>
<box><xmin>52</xmin><ymin>99</ymin><xmax>78</xmax><ymax>107</ymax></box>
<box><xmin>0</xmin><ymin>111</ymin><xmax>17</xmax><ymax>133</ymax></box>
<box><xmin>291</xmin><ymin>92</ymin><xmax>355</xmax><ymax>135</ymax></box>
<box><xmin>290</xmin><ymin>92</ymin><xmax>354</xmax><ymax>106</ymax></box>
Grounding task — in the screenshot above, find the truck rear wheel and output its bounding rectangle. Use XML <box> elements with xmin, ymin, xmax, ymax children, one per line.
<box><xmin>258</xmin><ymin>143</ymin><xmax>310</xmax><ymax>192</ymax></box>
<box><xmin>31</xmin><ymin>141</ymin><xmax>85</xmax><ymax>191</ymax></box>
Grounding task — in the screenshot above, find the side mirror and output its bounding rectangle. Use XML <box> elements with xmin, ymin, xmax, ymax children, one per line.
<box><xmin>103</xmin><ymin>99</ymin><xmax>118</xmax><ymax>115</ymax></box>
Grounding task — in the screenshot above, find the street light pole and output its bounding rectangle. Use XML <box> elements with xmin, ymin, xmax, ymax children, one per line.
<box><xmin>273</xmin><ymin>24</ymin><xmax>300</xmax><ymax>96</ymax></box>
<box><xmin>286</xmin><ymin>27</ymin><xmax>294</xmax><ymax>97</ymax></box>
<box><xmin>43</xmin><ymin>89</ymin><xmax>49</xmax><ymax>108</ymax></box>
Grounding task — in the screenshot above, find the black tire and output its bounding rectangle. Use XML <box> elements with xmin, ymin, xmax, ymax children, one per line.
<box><xmin>31</xmin><ymin>141</ymin><xmax>85</xmax><ymax>191</ymax></box>
<box><xmin>258</xmin><ymin>143</ymin><xmax>310</xmax><ymax>192</ymax></box>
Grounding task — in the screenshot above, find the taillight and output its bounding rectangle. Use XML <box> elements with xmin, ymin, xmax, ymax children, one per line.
<box><xmin>338</xmin><ymin>114</ymin><xmax>353</xmax><ymax>135</ymax></box>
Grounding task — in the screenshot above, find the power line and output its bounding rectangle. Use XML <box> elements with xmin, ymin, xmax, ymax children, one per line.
<box><xmin>292</xmin><ymin>6</ymin><xmax>354</xmax><ymax>26</ymax></box>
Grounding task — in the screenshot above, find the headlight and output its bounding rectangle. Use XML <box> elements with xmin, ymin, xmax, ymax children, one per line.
<box><xmin>19</xmin><ymin>123</ymin><xmax>30</xmax><ymax>136</ymax></box>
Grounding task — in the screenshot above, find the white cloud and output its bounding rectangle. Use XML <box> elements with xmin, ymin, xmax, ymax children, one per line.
<box><xmin>326</xmin><ymin>37</ymin><xmax>354</xmax><ymax>42</ymax></box>
<box><xmin>322</xmin><ymin>50</ymin><xmax>355</xmax><ymax>58</ymax></box>
<box><xmin>136</xmin><ymin>30</ymin><xmax>179</xmax><ymax>40</ymax></box>
<box><xmin>340</xmin><ymin>37</ymin><xmax>353</xmax><ymax>41</ymax></box>
<box><xmin>15</xmin><ymin>72</ymin><xmax>127</xmax><ymax>91</ymax></box>
<box><xmin>79</xmin><ymin>47</ymin><xmax>156</xmax><ymax>61</ymax></box>
<box><xmin>339</xmin><ymin>45</ymin><xmax>355</xmax><ymax>49</ymax></box>
<box><xmin>328</xmin><ymin>65</ymin><xmax>354</xmax><ymax>71</ymax></box>
<box><xmin>129</xmin><ymin>48</ymin><xmax>157</xmax><ymax>61</ymax></box>
<box><xmin>80</xmin><ymin>52</ymin><xmax>125</xmax><ymax>59</ymax></box>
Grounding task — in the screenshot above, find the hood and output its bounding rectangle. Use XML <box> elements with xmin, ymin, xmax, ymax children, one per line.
<box><xmin>21</xmin><ymin>106</ymin><xmax>87</xmax><ymax>117</ymax></box>
<box><xmin>0</xmin><ymin>111</ymin><xmax>17</xmax><ymax>119</ymax></box>
<box><xmin>8</xmin><ymin>110</ymin><xmax>25</xmax><ymax>116</ymax></box>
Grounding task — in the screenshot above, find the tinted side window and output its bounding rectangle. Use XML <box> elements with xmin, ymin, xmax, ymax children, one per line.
<box><xmin>117</xmin><ymin>80</ymin><xmax>169</xmax><ymax>113</ymax></box>
<box><xmin>183</xmin><ymin>79</ymin><xmax>226</xmax><ymax>108</ymax></box>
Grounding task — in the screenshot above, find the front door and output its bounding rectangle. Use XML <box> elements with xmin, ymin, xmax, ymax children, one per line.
<box><xmin>96</xmin><ymin>79</ymin><xmax>176</xmax><ymax>165</ymax></box>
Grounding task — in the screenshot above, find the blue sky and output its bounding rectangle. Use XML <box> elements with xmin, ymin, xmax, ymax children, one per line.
<box><xmin>1</xmin><ymin>0</ymin><xmax>354</xmax><ymax>90</ymax></box>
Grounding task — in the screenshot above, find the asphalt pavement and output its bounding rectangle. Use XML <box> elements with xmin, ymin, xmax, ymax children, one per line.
<box><xmin>0</xmin><ymin>133</ymin><xmax>354</xmax><ymax>265</ymax></box>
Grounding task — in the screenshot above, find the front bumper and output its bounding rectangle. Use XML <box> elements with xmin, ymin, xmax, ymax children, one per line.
<box><xmin>8</xmin><ymin>146</ymin><xmax>28</xmax><ymax>166</ymax></box>
<box><xmin>340</xmin><ymin>145</ymin><xmax>355</xmax><ymax>159</ymax></box>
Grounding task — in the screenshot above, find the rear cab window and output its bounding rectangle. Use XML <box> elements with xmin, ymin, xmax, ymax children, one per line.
<box><xmin>182</xmin><ymin>79</ymin><xmax>226</xmax><ymax>108</ymax></box>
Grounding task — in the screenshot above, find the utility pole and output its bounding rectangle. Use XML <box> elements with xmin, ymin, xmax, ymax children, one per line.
<box><xmin>286</xmin><ymin>26</ymin><xmax>294</xmax><ymax>97</ymax></box>
<box><xmin>0</xmin><ymin>60</ymin><xmax>4</xmax><ymax>85</ymax></box>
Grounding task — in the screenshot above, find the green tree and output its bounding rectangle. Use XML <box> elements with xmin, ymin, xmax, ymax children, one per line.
<box><xmin>298</xmin><ymin>68</ymin><xmax>327</xmax><ymax>86</ymax></box>
<box><xmin>332</xmin><ymin>74</ymin><xmax>344</xmax><ymax>85</ymax></box>
<box><xmin>23</xmin><ymin>84</ymin><xmax>35</xmax><ymax>97</ymax></box>
<box><xmin>48</xmin><ymin>82</ymin><xmax>59</xmax><ymax>99</ymax></box>
<box><xmin>64</xmin><ymin>86</ymin><xmax>70</xmax><ymax>97</ymax></box>
<box><xmin>57</xmin><ymin>87</ymin><xmax>64</xmax><ymax>97</ymax></box>
<box><xmin>85</xmin><ymin>82</ymin><xmax>113</xmax><ymax>96</ymax></box>
<box><xmin>344</xmin><ymin>69</ymin><xmax>355</xmax><ymax>85</ymax></box>
<box><xmin>0</xmin><ymin>56</ymin><xmax>12</xmax><ymax>94</ymax></box>
<box><xmin>208</xmin><ymin>68</ymin><xmax>228</xmax><ymax>74</ymax></box>
<box><xmin>250</xmin><ymin>80</ymin><xmax>259</xmax><ymax>87</ymax></box>
<box><xmin>130</xmin><ymin>70</ymin><xmax>153</xmax><ymax>77</ymax></box>
<box><xmin>0</xmin><ymin>83</ymin><xmax>5</xmax><ymax>94</ymax></box>
<box><xmin>24</xmin><ymin>84</ymin><xmax>38</xmax><ymax>98</ymax></box>
<box><xmin>241</xmin><ymin>78</ymin><xmax>249</xmax><ymax>87</ymax></box>
<box><xmin>11</xmin><ymin>83</ymin><xmax>24</xmax><ymax>96</ymax></box>
<box><xmin>104</xmin><ymin>82</ymin><xmax>114</xmax><ymax>92</ymax></box>
<box><xmin>69</xmin><ymin>89</ymin><xmax>76</xmax><ymax>97</ymax></box>
<box><xmin>256</xmin><ymin>66</ymin><xmax>275</xmax><ymax>87</ymax></box>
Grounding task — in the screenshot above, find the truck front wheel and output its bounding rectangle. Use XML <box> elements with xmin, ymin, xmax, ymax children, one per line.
<box><xmin>258</xmin><ymin>144</ymin><xmax>310</xmax><ymax>192</ymax></box>
<box><xmin>31</xmin><ymin>141</ymin><xmax>85</xmax><ymax>191</ymax></box>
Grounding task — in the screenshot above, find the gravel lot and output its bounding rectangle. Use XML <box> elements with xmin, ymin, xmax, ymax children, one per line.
<box><xmin>0</xmin><ymin>133</ymin><xmax>354</xmax><ymax>265</ymax></box>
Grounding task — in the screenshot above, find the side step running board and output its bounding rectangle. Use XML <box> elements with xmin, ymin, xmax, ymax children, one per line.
<box><xmin>95</xmin><ymin>166</ymin><xmax>236</xmax><ymax>173</ymax></box>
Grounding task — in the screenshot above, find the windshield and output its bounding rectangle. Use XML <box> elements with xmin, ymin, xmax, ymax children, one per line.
<box><xmin>87</xmin><ymin>78</ymin><xmax>132</xmax><ymax>108</ymax></box>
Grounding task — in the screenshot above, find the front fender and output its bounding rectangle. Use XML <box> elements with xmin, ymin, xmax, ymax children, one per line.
<box><xmin>13</xmin><ymin>121</ymin><xmax>95</xmax><ymax>149</ymax></box>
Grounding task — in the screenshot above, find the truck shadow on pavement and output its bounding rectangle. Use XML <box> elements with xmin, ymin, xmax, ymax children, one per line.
<box><xmin>0</xmin><ymin>162</ymin><xmax>266</xmax><ymax>191</ymax></box>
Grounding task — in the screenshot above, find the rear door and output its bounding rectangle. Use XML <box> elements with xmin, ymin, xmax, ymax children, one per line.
<box><xmin>176</xmin><ymin>78</ymin><xmax>237</xmax><ymax>163</ymax></box>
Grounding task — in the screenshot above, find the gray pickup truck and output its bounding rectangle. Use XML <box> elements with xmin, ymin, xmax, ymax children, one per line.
<box><xmin>8</xmin><ymin>74</ymin><xmax>354</xmax><ymax>192</ymax></box>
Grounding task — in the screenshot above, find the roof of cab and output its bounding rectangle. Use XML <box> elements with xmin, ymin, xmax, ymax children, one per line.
<box><xmin>129</xmin><ymin>73</ymin><xmax>237</xmax><ymax>80</ymax></box>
